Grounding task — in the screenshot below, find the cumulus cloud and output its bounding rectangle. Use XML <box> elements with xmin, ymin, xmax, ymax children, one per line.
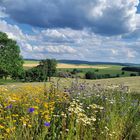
<box><xmin>0</xmin><ymin>14</ymin><xmax>140</xmax><ymax>62</ymax></box>
<box><xmin>31</xmin><ymin>45</ymin><xmax>77</xmax><ymax>55</ymax></box>
<box><xmin>1</xmin><ymin>0</ymin><xmax>139</xmax><ymax>35</ymax></box>
<box><xmin>0</xmin><ymin>20</ymin><xmax>28</xmax><ymax>42</ymax></box>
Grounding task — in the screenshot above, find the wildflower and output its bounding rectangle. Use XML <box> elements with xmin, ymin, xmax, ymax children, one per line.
<box><xmin>28</xmin><ymin>108</ymin><xmax>35</xmax><ymax>113</ymax></box>
<box><xmin>66</xmin><ymin>129</ymin><xmax>69</xmax><ymax>132</ymax></box>
<box><xmin>0</xmin><ymin>124</ymin><xmax>4</xmax><ymax>129</ymax></box>
<box><xmin>44</xmin><ymin>122</ymin><xmax>50</xmax><ymax>127</ymax></box>
<box><xmin>28</xmin><ymin>124</ymin><xmax>32</xmax><ymax>128</ymax></box>
<box><xmin>6</xmin><ymin>104</ymin><xmax>12</xmax><ymax>109</ymax></box>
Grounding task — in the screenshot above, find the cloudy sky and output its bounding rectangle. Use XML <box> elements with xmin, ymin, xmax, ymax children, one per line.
<box><xmin>0</xmin><ymin>0</ymin><xmax>140</xmax><ymax>63</ymax></box>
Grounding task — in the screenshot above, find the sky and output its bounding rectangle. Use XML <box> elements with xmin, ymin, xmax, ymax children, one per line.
<box><xmin>0</xmin><ymin>0</ymin><xmax>140</xmax><ymax>63</ymax></box>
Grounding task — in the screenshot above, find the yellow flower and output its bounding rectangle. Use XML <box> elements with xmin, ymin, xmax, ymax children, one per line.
<box><xmin>0</xmin><ymin>124</ymin><xmax>4</xmax><ymax>129</ymax></box>
<box><xmin>28</xmin><ymin>124</ymin><xmax>32</xmax><ymax>128</ymax></box>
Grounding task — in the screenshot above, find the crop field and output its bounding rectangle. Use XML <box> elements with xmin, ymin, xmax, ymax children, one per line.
<box><xmin>23</xmin><ymin>61</ymin><xmax>39</xmax><ymax>69</ymax></box>
<box><xmin>24</xmin><ymin>61</ymin><xmax>110</xmax><ymax>69</ymax></box>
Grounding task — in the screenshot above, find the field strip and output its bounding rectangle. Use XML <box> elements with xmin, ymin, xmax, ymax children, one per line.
<box><xmin>24</xmin><ymin>63</ymin><xmax>109</xmax><ymax>69</ymax></box>
<box><xmin>1</xmin><ymin>77</ymin><xmax>140</xmax><ymax>92</ymax></box>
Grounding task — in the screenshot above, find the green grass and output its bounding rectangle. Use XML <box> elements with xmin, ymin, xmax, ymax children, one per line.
<box><xmin>0</xmin><ymin>79</ymin><xmax>17</xmax><ymax>85</ymax></box>
<box><xmin>58</xmin><ymin>65</ymin><xmax>138</xmax><ymax>78</ymax></box>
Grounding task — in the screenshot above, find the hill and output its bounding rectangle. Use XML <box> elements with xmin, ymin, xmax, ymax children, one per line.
<box><xmin>24</xmin><ymin>59</ymin><xmax>140</xmax><ymax>66</ymax></box>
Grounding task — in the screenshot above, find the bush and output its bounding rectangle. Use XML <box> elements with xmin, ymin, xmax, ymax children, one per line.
<box><xmin>85</xmin><ymin>71</ymin><xmax>96</xmax><ymax>79</ymax></box>
<box><xmin>116</xmin><ymin>74</ymin><xmax>120</xmax><ymax>77</ymax></box>
<box><xmin>18</xmin><ymin>66</ymin><xmax>46</xmax><ymax>82</ymax></box>
<box><xmin>122</xmin><ymin>67</ymin><xmax>140</xmax><ymax>72</ymax></box>
<box><xmin>95</xmin><ymin>69</ymin><xmax>99</xmax><ymax>72</ymax></box>
<box><xmin>130</xmin><ymin>73</ymin><xmax>137</xmax><ymax>77</ymax></box>
<box><xmin>122</xmin><ymin>71</ymin><xmax>125</xmax><ymax>75</ymax></box>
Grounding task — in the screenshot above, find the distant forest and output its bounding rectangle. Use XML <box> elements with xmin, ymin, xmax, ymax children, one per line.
<box><xmin>122</xmin><ymin>67</ymin><xmax>140</xmax><ymax>72</ymax></box>
<box><xmin>25</xmin><ymin>59</ymin><xmax>140</xmax><ymax>67</ymax></box>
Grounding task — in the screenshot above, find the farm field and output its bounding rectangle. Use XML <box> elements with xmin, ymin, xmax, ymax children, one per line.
<box><xmin>24</xmin><ymin>61</ymin><xmax>110</xmax><ymax>69</ymax></box>
<box><xmin>58</xmin><ymin>66</ymin><xmax>138</xmax><ymax>77</ymax></box>
<box><xmin>24</xmin><ymin>60</ymin><xmax>138</xmax><ymax>78</ymax></box>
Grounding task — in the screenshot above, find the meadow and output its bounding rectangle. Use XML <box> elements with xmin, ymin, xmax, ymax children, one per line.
<box><xmin>0</xmin><ymin>60</ymin><xmax>139</xmax><ymax>139</ymax></box>
<box><xmin>0</xmin><ymin>78</ymin><xmax>140</xmax><ymax>140</ymax></box>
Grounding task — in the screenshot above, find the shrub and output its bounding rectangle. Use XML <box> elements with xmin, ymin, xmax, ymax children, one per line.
<box><xmin>122</xmin><ymin>71</ymin><xmax>125</xmax><ymax>75</ymax></box>
<box><xmin>116</xmin><ymin>74</ymin><xmax>120</xmax><ymax>77</ymax></box>
<box><xmin>85</xmin><ymin>71</ymin><xmax>96</xmax><ymax>79</ymax></box>
<box><xmin>130</xmin><ymin>73</ymin><xmax>137</xmax><ymax>76</ymax></box>
<box><xmin>122</xmin><ymin>67</ymin><xmax>140</xmax><ymax>72</ymax></box>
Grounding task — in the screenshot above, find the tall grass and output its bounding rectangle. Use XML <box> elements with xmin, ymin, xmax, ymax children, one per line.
<box><xmin>0</xmin><ymin>82</ymin><xmax>140</xmax><ymax>140</ymax></box>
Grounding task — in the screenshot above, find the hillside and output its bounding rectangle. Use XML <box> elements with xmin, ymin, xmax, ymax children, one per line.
<box><xmin>24</xmin><ymin>59</ymin><xmax>140</xmax><ymax>67</ymax></box>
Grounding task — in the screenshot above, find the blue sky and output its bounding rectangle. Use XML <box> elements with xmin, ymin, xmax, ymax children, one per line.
<box><xmin>0</xmin><ymin>0</ymin><xmax>140</xmax><ymax>63</ymax></box>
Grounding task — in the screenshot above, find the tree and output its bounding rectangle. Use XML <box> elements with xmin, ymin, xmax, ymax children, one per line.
<box><xmin>40</xmin><ymin>59</ymin><xmax>57</xmax><ymax>82</ymax></box>
<box><xmin>85</xmin><ymin>71</ymin><xmax>96</xmax><ymax>79</ymax></box>
<box><xmin>130</xmin><ymin>73</ymin><xmax>137</xmax><ymax>77</ymax></box>
<box><xmin>0</xmin><ymin>32</ymin><xmax>24</xmax><ymax>79</ymax></box>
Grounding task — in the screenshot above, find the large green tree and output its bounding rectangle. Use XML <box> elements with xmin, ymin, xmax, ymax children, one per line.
<box><xmin>40</xmin><ymin>59</ymin><xmax>57</xmax><ymax>82</ymax></box>
<box><xmin>0</xmin><ymin>32</ymin><xmax>24</xmax><ymax>79</ymax></box>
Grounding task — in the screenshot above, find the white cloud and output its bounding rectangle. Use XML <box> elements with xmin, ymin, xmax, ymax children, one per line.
<box><xmin>0</xmin><ymin>20</ymin><xmax>27</xmax><ymax>42</ymax></box>
<box><xmin>0</xmin><ymin>17</ymin><xmax>140</xmax><ymax>63</ymax></box>
<box><xmin>1</xmin><ymin>0</ymin><xmax>139</xmax><ymax>35</ymax></box>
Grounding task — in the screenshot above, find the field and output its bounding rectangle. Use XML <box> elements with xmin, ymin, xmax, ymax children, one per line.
<box><xmin>24</xmin><ymin>61</ymin><xmax>109</xmax><ymax>69</ymax></box>
<box><xmin>23</xmin><ymin>61</ymin><xmax>39</xmax><ymax>69</ymax></box>
<box><xmin>24</xmin><ymin>60</ymin><xmax>138</xmax><ymax>78</ymax></box>
<box><xmin>0</xmin><ymin>76</ymin><xmax>140</xmax><ymax>139</ymax></box>
<box><xmin>0</xmin><ymin>60</ymin><xmax>140</xmax><ymax>139</ymax></box>
<box><xmin>1</xmin><ymin>76</ymin><xmax>140</xmax><ymax>93</ymax></box>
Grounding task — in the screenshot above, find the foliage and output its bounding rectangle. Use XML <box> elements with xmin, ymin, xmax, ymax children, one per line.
<box><xmin>18</xmin><ymin>59</ymin><xmax>57</xmax><ymax>82</ymax></box>
<box><xmin>130</xmin><ymin>73</ymin><xmax>137</xmax><ymax>77</ymax></box>
<box><xmin>85</xmin><ymin>71</ymin><xmax>112</xmax><ymax>79</ymax></box>
<box><xmin>40</xmin><ymin>59</ymin><xmax>57</xmax><ymax>82</ymax></box>
<box><xmin>122</xmin><ymin>67</ymin><xmax>140</xmax><ymax>72</ymax></box>
<box><xmin>0</xmin><ymin>32</ymin><xmax>24</xmax><ymax>79</ymax></box>
<box><xmin>23</xmin><ymin>66</ymin><xmax>45</xmax><ymax>82</ymax></box>
<box><xmin>85</xmin><ymin>71</ymin><xmax>96</xmax><ymax>79</ymax></box>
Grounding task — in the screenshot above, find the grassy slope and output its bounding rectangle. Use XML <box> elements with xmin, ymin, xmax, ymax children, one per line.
<box><xmin>87</xmin><ymin>76</ymin><xmax>140</xmax><ymax>92</ymax></box>
<box><xmin>51</xmin><ymin>76</ymin><xmax>140</xmax><ymax>92</ymax></box>
<box><xmin>1</xmin><ymin>76</ymin><xmax>140</xmax><ymax>93</ymax></box>
<box><xmin>58</xmin><ymin>65</ymin><xmax>138</xmax><ymax>77</ymax></box>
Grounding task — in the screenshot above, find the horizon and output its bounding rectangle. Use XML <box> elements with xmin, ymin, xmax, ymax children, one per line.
<box><xmin>24</xmin><ymin>58</ymin><xmax>140</xmax><ymax>65</ymax></box>
<box><xmin>0</xmin><ymin>0</ymin><xmax>140</xmax><ymax>63</ymax></box>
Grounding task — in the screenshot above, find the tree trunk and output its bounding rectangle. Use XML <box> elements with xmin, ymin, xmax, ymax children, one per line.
<box><xmin>49</xmin><ymin>76</ymin><xmax>51</xmax><ymax>82</ymax></box>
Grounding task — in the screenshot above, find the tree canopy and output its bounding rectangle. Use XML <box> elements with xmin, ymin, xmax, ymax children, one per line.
<box><xmin>40</xmin><ymin>59</ymin><xmax>57</xmax><ymax>82</ymax></box>
<box><xmin>0</xmin><ymin>32</ymin><xmax>24</xmax><ymax>79</ymax></box>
